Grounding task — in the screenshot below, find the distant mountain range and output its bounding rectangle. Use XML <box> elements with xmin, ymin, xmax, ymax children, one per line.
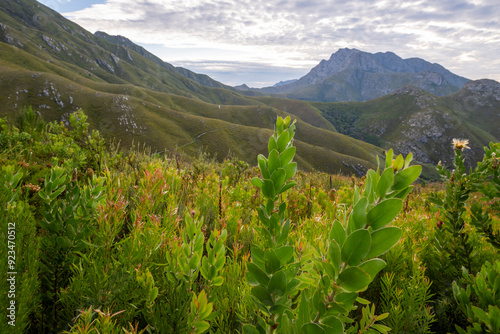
<box><xmin>0</xmin><ymin>0</ymin><xmax>498</xmax><ymax>179</ymax></box>
<box><xmin>239</xmin><ymin>48</ymin><xmax>470</xmax><ymax>102</ymax></box>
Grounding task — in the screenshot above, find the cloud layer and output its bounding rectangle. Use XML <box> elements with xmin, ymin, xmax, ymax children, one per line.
<box><xmin>53</xmin><ymin>0</ymin><xmax>500</xmax><ymax>86</ymax></box>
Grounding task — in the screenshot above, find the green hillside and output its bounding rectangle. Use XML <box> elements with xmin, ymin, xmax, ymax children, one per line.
<box><xmin>310</xmin><ymin>85</ymin><xmax>498</xmax><ymax>170</ymax></box>
<box><xmin>0</xmin><ymin>0</ymin><xmax>385</xmax><ymax>175</ymax></box>
<box><xmin>1</xmin><ymin>0</ymin><xmax>498</xmax><ymax>179</ymax></box>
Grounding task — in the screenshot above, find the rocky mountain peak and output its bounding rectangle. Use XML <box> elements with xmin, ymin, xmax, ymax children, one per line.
<box><xmin>255</xmin><ymin>48</ymin><xmax>471</xmax><ymax>102</ymax></box>
<box><xmin>453</xmin><ymin>79</ymin><xmax>500</xmax><ymax>109</ymax></box>
<box><xmin>460</xmin><ymin>79</ymin><xmax>500</xmax><ymax>98</ymax></box>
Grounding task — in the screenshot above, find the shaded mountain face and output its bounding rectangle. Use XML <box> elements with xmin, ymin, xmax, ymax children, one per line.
<box><xmin>0</xmin><ymin>0</ymin><xmax>384</xmax><ymax>176</ymax></box>
<box><xmin>248</xmin><ymin>48</ymin><xmax>470</xmax><ymax>102</ymax></box>
<box><xmin>309</xmin><ymin>81</ymin><xmax>499</xmax><ymax>173</ymax></box>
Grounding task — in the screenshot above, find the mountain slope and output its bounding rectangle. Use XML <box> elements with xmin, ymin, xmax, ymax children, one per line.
<box><xmin>248</xmin><ymin>48</ymin><xmax>470</xmax><ymax>102</ymax></box>
<box><xmin>0</xmin><ymin>0</ymin><xmax>383</xmax><ymax>175</ymax></box>
<box><xmin>310</xmin><ymin>82</ymin><xmax>498</xmax><ymax>170</ymax></box>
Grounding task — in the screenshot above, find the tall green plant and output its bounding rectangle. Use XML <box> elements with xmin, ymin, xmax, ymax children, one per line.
<box><xmin>0</xmin><ymin>166</ymin><xmax>40</xmax><ymax>332</ymax></box>
<box><xmin>244</xmin><ymin>116</ymin><xmax>421</xmax><ymax>333</ymax></box>
<box><xmin>37</xmin><ymin>167</ymin><xmax>106</xmax><ymax>332</ymax></box>
<box><xmin>453</xmin><ymin>260</ymin><xmax>500</xmax><ymax>333</ymax></box>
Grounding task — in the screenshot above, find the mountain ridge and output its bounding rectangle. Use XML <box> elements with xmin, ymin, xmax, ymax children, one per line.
<box><xmin>244</xmin><ymin>48</ymin><xmax>470</xmax><ymax>102</ymax></box>
<box><xmin>0</xmin><ymin>0</ymin><xmax>385</xmax><ymax>176</ymax></box>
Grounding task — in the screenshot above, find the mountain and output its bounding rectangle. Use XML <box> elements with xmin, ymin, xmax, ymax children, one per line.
<box><xmin>94</xmin><ymin>31</ymin><xmax>234</xmax><ymax>90</ymax></box>
<box><xmin>0</xmin><ymin>0</ymin><xmax>383</xmax><ymax>175</ymax></box>
<box><xmin>305</xmin><ymin>81</ymin><xmax>499</xmax><ymax>172</ymax></box>
<box><xmin>245</xmin><ymin>48</ymin><xmax>470</xmax><ymax>102</ymax></box>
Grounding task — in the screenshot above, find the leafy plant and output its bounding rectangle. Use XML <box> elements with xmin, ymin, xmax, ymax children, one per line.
<box><xmin>244</xmin><ymin>116</ymin><xmax>421</xmax><ymax>333</ymax></box>
<box><xmin>37</xmin><ymin>167</ymin><xmax>106</xmax><ymax>332</ymax></box>
<box><xmin>453</xmin><ymin>260</ymin><xmax>500</xmax><ymax>333</ymax></box>
<box><xmin>0</xmin><ymin>166</ymin><xmax>40</xmax><ymax>332</ymax></box>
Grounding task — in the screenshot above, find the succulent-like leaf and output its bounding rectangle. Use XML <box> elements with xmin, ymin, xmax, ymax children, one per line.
<box><xmin>376</xmin><ymin>167</ymin><xmax>394</xmax><ymax>199</ymax></box>
<box><xmin>367</xmin><ymin>198</ymin><xmax>403</xmax><ymax>230</ymax></box>
<box><xmin>359</xmin><ymin>258</ymin><xmax>386</xmax><ymax>279</ymax></box>
<box><xmin>280</xmin><ymin>146</ymin><xmax>296</xmax><ymax>167</ymax></box>
<box><xmin>268</xmin><ymin>149</ymin><xmax>280</xmax><ymax>174</ymax></box>
<box><xmin>268</xmin><ymin>270</ymin><xmax>287</xmax><ymax>296</ymax></box>
<box><xmin>264</xmin><ymin>249</ymin><xmax>281</xmax><ymax>275</ymax></box>
<box><xmin>261</xmin><ymin>179</ymin><xmax>276</xmax><ymax>199</ymax></box>
<box><xmin>252</xmin><ymin>286</ymin><xmax>274</xmax><ymax>307</ymax></box>
<box><xmin>320</xmin><ymin>316</ymin><xmax>344</xmax><ymax>334</ymax></box>
<box><xmin>246</xmin><ymin>262</ymin><xmax>270</xmax><ymax>286</ymax></box>
<box><xmin>338</xmin><ymin>266</ymin><xmax>371</xmax><ymax>292</ymax></box>
<box><xmin>350</xmin><ymin>197</ymin><xmax>368</xmax><ymax>232</ymax></box>
<box><xmin>330</xmin><ymin>220</ymin><xmax>346</xmax><ymax>246</ymax></box>
<box><xmin>393</xmin><ymin>165</ymin><xmax>422</xmax><ymax>190</ymax></box>
<box><xmin>302</xmin><ymin>323</ymin><xmax>326</xmax><ymax>334</ymax></box>
<box><xmin>341</xmin><ymin>229</ymin><xmax>371</xmax><ymax>266</ymax></box>
<box><xmin>367</xmin><ymin>227</ymin><xmax>402</xmax><ymax>258</ymax></box>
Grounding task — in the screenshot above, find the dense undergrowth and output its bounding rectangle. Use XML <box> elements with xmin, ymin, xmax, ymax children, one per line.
<box><xmin>0</xmin><ymin>107</ymin><xmax>498</xmax><ymax>333</ymax></box>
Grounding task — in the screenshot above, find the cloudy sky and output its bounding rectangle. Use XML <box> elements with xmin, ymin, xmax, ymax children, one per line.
<box><xmin>38</xmin><ymin>0</ymin><xmax>500</xmax><ymax>87</ymax></box>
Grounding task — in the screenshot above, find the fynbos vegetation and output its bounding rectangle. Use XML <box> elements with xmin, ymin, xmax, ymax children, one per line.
<box><xmin>0</xmin><ymin>108</ymin><xmax>498</xmax><ymax>333</ymax></box>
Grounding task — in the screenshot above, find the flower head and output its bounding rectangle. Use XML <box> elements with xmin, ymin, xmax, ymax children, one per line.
<box><xmin>452</xmin><ymin>138</ymin><xmax>470</xmax><ymax>151</ymax></box>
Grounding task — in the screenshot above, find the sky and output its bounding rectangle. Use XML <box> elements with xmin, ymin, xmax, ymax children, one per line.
<box><xmin>37</xmin><ymin>0</ymin><xmax>500</xmax><ymax>88</ymax></box>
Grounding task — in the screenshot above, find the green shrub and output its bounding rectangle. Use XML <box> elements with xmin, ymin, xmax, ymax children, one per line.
<box><xmin>244</xmin><ymin>116</ymin><xmax>421</xmax><ymax>333</ymax></box>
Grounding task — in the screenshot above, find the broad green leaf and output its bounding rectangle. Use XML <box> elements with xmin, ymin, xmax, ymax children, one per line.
<box><xmin>251</xmin><ymin>286</ymin><xmax>274</xmax><ymax>307</ymax></box>
<box><xmin>277</xmin><ymin>130</ymin><xmax>290</xmax><ymax>152</ymax></box>
<box><xmin>285</xmin><ymin>162</ymin><xmax>297</xmax><ymax>180</ymax></box>
<box><xmin>271</xmin><ymin>168</ymin><xmax>286</xmax><ymax>193</ymax></box>
<box><xmin>279</xmin><ymin>180</ymin><xmax>296</xmax><ymax>194</ymax></box>
<box><xmin>198</xmin><ymin>300</ymin><xmax>213</xmax><ymax>319</ymax></box>
<box><xmin>366</xmin><ymin>227</ymin><xmax>402</xmax><ymax>258</ymax></box>
<box><xmin>268</xmin><ymin>270</ymin><xmax>287</xmax><ymax>296</ymax></box>
<box><xmin>341</xmin><ymin>229</ymin><xmax>371</xmax><ymax>266</ymax></box>
<box><xmin>392</xmin><ymin>186</ymin><xmax>413</xmax><ymax>200</ymax></box>
<box><xmin>297</xmin><ymin>292</ymin><xmax>311</xmax><ymax>327</ymax></box>
<box><xmin>327</xmin><ymin>301</ymin><xmax>347</xmax><ymax>314</ymax></box>
<box><xmin>251</xmin><ymin>177</ymin><xmax>263</xmax><ymax>189</ymax></box>
<box><xmin>404</xmin><ymin>152</ymin><xmax>413</xmax><ymax>168</ymax></box>
<box><xmin>329</xmin><ymin>220</ymin><xmax>346</xmax><ymax>246</ymax></box>
<box><xmin>268</xmin><ymin>149</ymin><xmax>280</xmax><ymax>173</ymax></box>
<box><xmin>302</xmin><ymin>323</ymin><xmax>326</xmax><ymax>334</ymax></box>
<box><xmin>376</xmin><ymin>167</ymin><xmax>394</xmax><ymax>199</ymax></box>
<box><xmin>264</xmin><ymin>249</ymin><xmax>281</xmax><ymax>274</ymax></box>
<box><xmin>194</xmin><ymin>320</ymin><xmax>210</xmax><ymax>333</ymax></box>
<box><xmin>322</xmin><ymin>261</ymin><xmax>336</xmax><ymax>281</ymax></box>
<box><xmin>276</xmin><ymin>116</ymin><xmax>284</xmax><ymax>133</ymax></box>
<box><xmin>350</xmin><ymin>197</ymin><xmax>368</xmax><ymax>231</ymax></box>
<box><xmin>277</xmin><ymin>221</ymin><xmax>290</xmax><ymax>245</ymax></box>
<box><xmin>246</xmin><ymin>262</ymin><xmax>270</xmax><ymax>286</ymax></box>
<box><xmin>49</xmin><ymin>185</ymin><xmax>66</xmax><ymax>201</ymax></box>
<box><xmin>471</xmin><ymin>306</ymin><xmax>489</xmax><ymax>325</ymax></box>
<box><xmin>364</xmin><ymin>170</ymin><xmax>377</xmax><ymax>199</ymax></box>
<box><xmin>335</xmin><ymin>292</ymin><xmax>358</xmax><ymax>310</ymax></box>
<box><xmin>282</xmin><ymin>116</ymin><xmax>290</xmax><ymax>127</ymax></box>
<box><xmin>280</xmin><ymin>146</ymin><xmax>296</xmax><ymax>167</ymax></box>
<box><xmin>338</xmin><ymin>266</ymin><xmax>371</xmax><ymax>292</ymax></box>
<box><xmin>275</xmin><ymin>246</ymin><xmax>294</xmax><ymax>265</ymax></box>
<box><xmin>257</xmin><ymin>154</ymin><xmax>268</xmax><ymax>174</ymax></box>
<box><xmin>262</xmin><ymin>179</ymin><xmax>275</xmax><ymax>199</ymax></box>
<box><xmin>385</xmin><ymin>149</ymin><xmax>394</xmax><ymax>169</ymax></box>
<box><xmin>243</xmin><ymin>325</ymin><xmax>261</xmax><ymax>334</ymax></box>
<box><xmin>367</xmin><ymin>198</ymin><xmax>403</xmax><ymax>230</ymax></box>
<box><xmin>268</xmin><ymin>136</ymin><xmax>278</xmax><ymax>153</ymax></box>
<box><xmin>211</xmin><ymin>276</ymin><xmax>224</xmax><ymax>286</ymax></box>
<box><xmin>320</xmin><ymin>316</ymin><xmax>344</xmax><ymax>334</ymax></box>
<box><xmin>393</xmin><ymin>154</ymin><xmax>404</xmax><ymax>172</ymax></box>
<box><xmin>393</xmin><ymin>165</ymin><xmax>422</xmax><ymax>190</ymax></box>
<box><xmin>359</xmin><ymin>258</ymin><xmax>387</xmax><ymax>279</ymax></box>
<box><xmin>327</xmin><ymin>239</ymin><xmax>341</xmax><ymax>275</ymax></box>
